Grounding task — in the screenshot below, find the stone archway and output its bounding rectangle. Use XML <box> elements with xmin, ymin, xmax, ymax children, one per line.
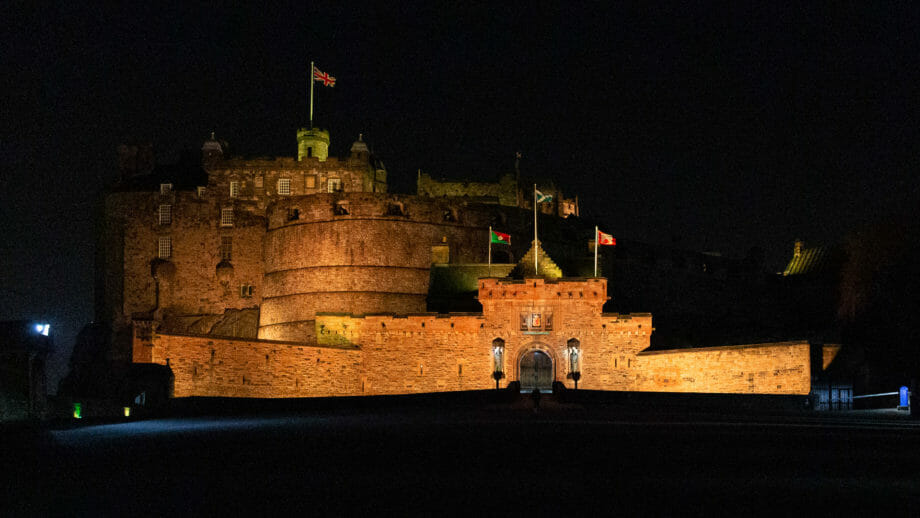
<box><xmin>519</xmin><ymin>349</ymin><xmax>554</xmax><ymax>392</ymax></box>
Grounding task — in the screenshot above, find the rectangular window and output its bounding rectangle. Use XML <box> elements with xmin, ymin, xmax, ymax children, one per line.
<box><xmin>158</xmin><ymin>204</ymin><xmax>172</xmax><ymax>225</ymax></box>
<box><xmin>158</xmin><ymin>236</ymin><xmax>172</xmax><ymax>259</ymax></box>
<box><xmin>229</xmin><ymin>181</ymin><xmax>240</xmax><ymax>198</ymax></box>
<box><xmin>220</xmin><ymin>236</ymin><xmax>232</xmax><ymax>261</ymax></box>
<box><xmin>277</xmin><ymin>178</ymin><xmax>291</xmax><ymax>195</ymax></box>
<box><xmin>306</xmin><ymin>175</ymin><xmax>316</xmax><ymax>189</ymax></box>
<box><xmin>240</xmin><ymin>284</ymin><xmax>254</xmax><ymax>298</ymax></box>
<box><xmin>197</xmin><ymin>186</ymin><xmax>206</xmax><ymax>198</ymax></box>
<box><xmin>160</xmin><ymin>183</ymin><xmax>173</xmax><ymax>195</ymax></box>
<box><xmin>220</xmin><ymin>208</ymin><xmax>234</xmax><ymax>227</ymax></box>
<box><xmin>255</xmin><ymin>175</ymin><xmax>263</xmax><ymax>188</ymax></box>
<box><xmin>327</xmin><ymin>178</ymin><xmax>342</xmax><ymax>193</ymax></box>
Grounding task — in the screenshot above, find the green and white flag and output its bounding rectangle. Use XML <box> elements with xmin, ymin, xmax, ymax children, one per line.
<box><xmin>535</xmin><ymin>189</ymin><xmax>553</xmax><ymax>203</ymax></box>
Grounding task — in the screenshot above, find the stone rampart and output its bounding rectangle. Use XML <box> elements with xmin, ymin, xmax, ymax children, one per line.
<box><xmin>258</xmin><ymin>193</ymin><xmax>516</xmax><ymax>341</ymax></box>
<box><xmin>134</xmin><ymin>331</ymin><xmax>362</xmax><ymax>398</ymax></box>
<box><xmin>634</xmin><ymin>341</ymin><xmax>812</xmax><ymax>394</ymax></box>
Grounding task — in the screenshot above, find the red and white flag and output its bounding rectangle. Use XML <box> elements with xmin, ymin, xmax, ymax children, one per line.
<box><xmin>597</xmin><ymin>229</ymin><xmax>616</xmax><ymax>246</ymax></box>
<box><xmin>313</xmin><ymin>66</ymin><xmax>336</xmax><ymax>87</ymax></box>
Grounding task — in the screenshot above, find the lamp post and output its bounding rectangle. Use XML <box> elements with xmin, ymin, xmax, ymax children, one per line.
<box><xmin>567</xmin><ymin>338</ymin><xmax>581</xmax><ymax>390</ymax></box>
<box><xmin>492</xmin><ymin>339</ymin><xmax>505</xmax><ymax>390</ymax></box>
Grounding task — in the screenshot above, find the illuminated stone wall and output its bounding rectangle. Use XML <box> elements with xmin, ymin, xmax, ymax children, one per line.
<box><xmin>258</xmin><ymin>193</ymin><xmax>510</xmax><ymax>342</ymax></box>
<box><xmin>634</xmin><ymin>341</ymin><xmax>813</xmax><ymax>394</ymax></box>
<box><xmin>133</xmin><ymin>277</ymin><xmax>823</xmax><ymax>398</ymax></box>
<box><xmin>103</xmin><ymin>191</ymin><xmax>265</xmax><ymax>319</ymax></box>
<box><xmin>133</xmin><ymin>328</ymin><xmax>362</xmax><ymax>398</ymax></box>
<box><xmin>417</xmin><ymin>172</ymin><xmax>519</xmax><ymax>206</ymax></box>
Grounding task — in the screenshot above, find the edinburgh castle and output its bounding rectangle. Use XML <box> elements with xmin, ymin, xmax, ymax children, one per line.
<box><xmin>87</xmin><ymin>126</ymin><xmax>841</xmax><ymax>400</ymax></box>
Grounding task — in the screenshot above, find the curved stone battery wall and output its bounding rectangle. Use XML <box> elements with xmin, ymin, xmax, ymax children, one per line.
<box><xmin>258</xmin><ymin>193</ymin><xmax>500</xmax><ymax>341</ymax></box>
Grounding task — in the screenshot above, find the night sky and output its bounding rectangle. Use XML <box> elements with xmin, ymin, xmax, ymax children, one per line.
<box><xmin>2</xmin><ymin>3</ymin><xmax>918</xmax><ymax>391</ymax></box>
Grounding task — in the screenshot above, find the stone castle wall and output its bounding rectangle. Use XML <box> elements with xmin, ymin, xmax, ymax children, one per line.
<box><xmin>210</xmin><ymin>154</ymin><xmax>383</xmax><ymax>200</ymax></box>
<box><xmin>104</xmin><ymin>191</ymin><xmax>266</xmax><ymax>320</ymax></box>
<box><xmin>258</xmin><ymin>194</ymin><xmax>519</xmax><ymax>342</ymax></box>
<box><xmin>417</xmin><ymin>172</ymin><xmax>518</xmax><ymax>206</ymax></box>
<box><xmin>133</xmin><ymin>328</ymin><xmax>362</xmax><ymax>398</ymax></box>
<box><xmin>634</xmin><ymin>341</ymin><xmax>812</xmax><ymax>394</ymax></box>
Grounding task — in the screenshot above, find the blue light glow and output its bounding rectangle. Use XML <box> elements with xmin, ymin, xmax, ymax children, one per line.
<box><xmin>34</xmin><ymin>323</ymin><xmax>50</xmax><ymax>336</ymax></box>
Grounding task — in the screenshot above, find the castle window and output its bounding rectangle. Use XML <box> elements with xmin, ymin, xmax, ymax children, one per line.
<box><xmin>287</xmin><ymin>208</ymin><xmax>300</xmax><ymax>221</ymax></box>
<box><xmin>255</xmin><ymin>175</ymin><xmax>263</xmax><ymax>188</ymax></box>
<box><xmin>306</xmin><ymin>175</ymin><xmax>317</xmax><ymax>189</ymax></box>
<box><xmin>334</xmin><ymin>201</ymin><xmax>349</xmax><ymax>216</ymax></box>
<box><xmin>158</xmin><ymin>236</ymin><xmax>172</xmax><ymax>259</ymax></box>
<box><xmin>197</xmin><ymin>186</ymin><xmax>206</xmax><ymax>198</ymax></box>
<box><xmin>220</xmin><ymin>236</ymin><xmax>232</xmax><ymax>261</ymax></box>
<box><xmin>442</xmin><ymin>209</ymin><xmax>458</xmax><ymax>222</ymax></box>
<box><xmin>158</xmin><ymin>204</ymin><xmax>172</xmax><ymax>225</ymax></box>
<box><xmin>239</xmin><ymin>284</ymin><xmax>254</xmax><ymax>298</ymax></box>
<box><xmin>327</xmin><ymin>178</ymin><xmax>342</xmax><ymax>193</ymax></box>
<box><xmin>277</xmin><ymin>178</ymin><xmax>291</xmax><ymax>196</ymax></box>
<box><xmin>385</xmin><ymin>202</ymin><xmax>405</xmax><ymax>216</ymax></box>
<box><xmin>160</xmin><ymin>183</ymin><xmax>173</xmax><ymax>195</ymax></box>
<box><xmin>220</xmin><ymin>208</ymin><xmax>234</xmax><ymax>227</ymax></box>
<box><xmin>229</xmin><ymin>181</ymin><xmax>240</xmax><ymax>198</ymax></box>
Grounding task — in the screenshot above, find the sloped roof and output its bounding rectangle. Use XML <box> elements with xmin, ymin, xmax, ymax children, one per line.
<box><xmin>512</xmin><ymin>240</ymin><xmax>563</xmax><ymax>278</ymax></box>
<box><xmin>782</xmin><ymin>246</ymin><xmax>844</xmax><ymax>276</ymax></box>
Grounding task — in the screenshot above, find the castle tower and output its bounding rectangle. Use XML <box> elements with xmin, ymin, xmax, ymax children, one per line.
<box><xmin>297</xmin><ymin>127</ymin><xmax>330</xmax><ymax>161</ymax></box>
<box><xmin>201</xmin><ymin>132</ymin><xmax>224</xmax><ymax>166</ymax></box>
<box><xmin>349</xmin><ymin>133</ymin><xmax>369</xmax><ymax>161</ymax></box>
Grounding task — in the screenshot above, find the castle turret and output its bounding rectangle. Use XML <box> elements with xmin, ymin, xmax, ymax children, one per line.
<box><xmin>297</xmin><ymin>127</ymin><xmax>330</xmax><ymax>161</ymax></box>
<box><xmin>201</xmin><ymin>132</ymin><xmax>224</xmax><ymax>167</ymax></box>
<box><xmin>349</xmin><ymin>133</ymin><xmax>369</xmax><ymax>161</ymax></box>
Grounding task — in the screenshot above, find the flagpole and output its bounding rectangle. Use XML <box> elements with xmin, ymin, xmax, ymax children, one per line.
<box><xmin>488</xmin><ymin>226</ymin><xmax>492</xmax><ymax>277</ymax></box>
<box><xmin>533</xmin><ymin>184</ymin><xmax>538</xmax><ymax>276</ymax></box>
<box><xmin>309</xmin><ymin>61</ymin><xmax>314</xmax><ymax>129</ymax></box>
<box><xmin>594</xmin><ymin>226</ymin><xmax>599</xmax><ymax>277</ymax></box>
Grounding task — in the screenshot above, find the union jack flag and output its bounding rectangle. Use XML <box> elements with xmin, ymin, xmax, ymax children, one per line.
<box><xmin>313</xmin><ymin>66</ymin><xmax>336</xmax><ymax>87</ymax></box>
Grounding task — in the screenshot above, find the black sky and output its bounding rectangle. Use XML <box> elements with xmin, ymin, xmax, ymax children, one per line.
<box><xmin>2</xmin><ymin>2</ymin><xmax>918</xmax><ymax>391</ymax></box>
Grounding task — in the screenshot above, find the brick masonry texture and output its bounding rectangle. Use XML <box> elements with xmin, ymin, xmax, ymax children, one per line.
<box><xmin>635</xmin><ymin>342</ymin><xmax>812</xmax><ymax>394</ymax></box>
<box><xmin>136</xmin><ymin>278</ymin><xmax>820</xmax><ymax>397</ymax></box>
<box><xmin>257</xmin><ymin>193</ymin><xmax>513</xmax><ymax>341</ymax></box>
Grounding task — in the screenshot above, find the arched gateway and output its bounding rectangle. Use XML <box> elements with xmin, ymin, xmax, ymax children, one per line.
<box><xmin>519</xmin><ymin>349</ymin><xmax>554</xmax><ymax>392</ymax></box>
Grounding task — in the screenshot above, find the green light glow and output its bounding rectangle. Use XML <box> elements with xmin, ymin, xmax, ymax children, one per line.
<box><xmin>73</xmin><ymin>403</ymin><xmax>82</xmax><ymax>419</ymax></box>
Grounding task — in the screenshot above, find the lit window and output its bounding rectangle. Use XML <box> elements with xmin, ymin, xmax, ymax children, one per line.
<box><xmin>158</xmin><ymin>236</ymin><xmax>172</xmax><ymax>259</ymax></box>
<box><xmin>306</xmin><ymin>175</ymin><xmax>316</xmax><ymax>189</ymax></box>
<box><xmin>230</xmin><ymin>181</ymin><xmax>240</xmax><ymax>198</ymax></box>
<box><xmin>160</xmin><ymin>183</ymin><xmax>173</xmax><ymax>195</ymax></box>
<box><xmin>221</xmin><ymin>208</ymin><xmax>234</xmax><ymax>227</ymax></box>
<box><xmin>492</xmin><ymin>338</ymin><xmax>505</xmax><ymax>375</ymax></box>
<box><xmin>158</xmin><ymin>204</ymin><xmax>172</xmax><ymax>225</ymax></box>
<box><xmin>197</xmin><ymin>186</ymin><xmax>206</xmax><ymax>198</ymax></box>
<box><xmin>255</xmin><ymin>175</ymin><xmax>263</xmax><ymax>188</ymax></box>
<box><xmin>220</xmin><ymin>236</ymin><xmax>232</xmax><ymax>261</ymax></box>
<box><xmin>327</xmin><ymin>178</ymin><xmax>342</xmax><ymax>193</ymax></box>
<box><xmin>278</xmin><ymin>178</ymin><xmax>291</xmax><ymax>195</ymax></box>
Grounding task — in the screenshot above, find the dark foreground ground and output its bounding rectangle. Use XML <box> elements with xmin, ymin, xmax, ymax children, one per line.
<box><xmin>3</xmin><ymin>392</ymin><xmax>920</xmax><ymax>516</ymax></box>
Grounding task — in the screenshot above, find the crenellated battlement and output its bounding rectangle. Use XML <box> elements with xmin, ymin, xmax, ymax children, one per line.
<box><xmin>477</xmin><ymin>277</ymin><xmax>609</xmax><ymax>302</ymax></box>
<box><xmin>266</xmin><ymin>192</ymin><xmax>508</xmax><ymax>230</ymax></box>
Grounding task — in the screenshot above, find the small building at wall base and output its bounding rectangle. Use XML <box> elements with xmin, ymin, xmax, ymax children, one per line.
<box><xmin>133</xmin><ymin>276</ymin><xmax>839</xmax><ymax>398</ymax></box>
